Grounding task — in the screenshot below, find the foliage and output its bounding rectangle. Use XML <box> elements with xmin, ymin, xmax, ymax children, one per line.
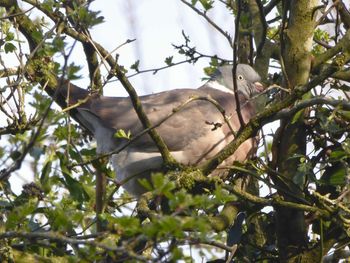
<box><xmin>0</xmin><ymin>0</ymin><xmax>350</xmax><ymax>262</ymax></box>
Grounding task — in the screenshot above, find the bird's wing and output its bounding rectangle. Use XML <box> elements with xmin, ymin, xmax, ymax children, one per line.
<box><xmin>59</xmin><ymin>83</ymin><xmax>257</xmax><ymax>195</ymax></box>
<box><xmin>74</xmin><ymin>85</ymin><xmax>254</xmax><ymax>160</ymax></box>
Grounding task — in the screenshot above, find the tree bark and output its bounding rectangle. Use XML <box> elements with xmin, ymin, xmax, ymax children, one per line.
<box><xmin>274</xmin><ymin>1</ymin><xmax>318</xmax><ymax>261</ymax></box>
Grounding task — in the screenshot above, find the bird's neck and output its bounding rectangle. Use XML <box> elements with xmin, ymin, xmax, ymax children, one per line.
<box><xmin>206</xmin><ymin>80</ymin><xmax>234</xmax><ymax>94</ymax></box>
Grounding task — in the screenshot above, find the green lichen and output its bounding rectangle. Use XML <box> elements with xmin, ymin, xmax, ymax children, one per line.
<box><xmin>26</xmin><ymin>57</ymin><xmax>58</xmax><ymax>88</ymax></box>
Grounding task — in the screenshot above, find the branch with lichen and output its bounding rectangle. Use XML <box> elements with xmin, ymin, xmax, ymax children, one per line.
<box><xmin>333</xmin><ymin>0</ymin><xmax>350</xmax><ymax>29</ymax></box>
<box><xmin>0</xmin><ymin>230</ymin><xmax>149</xmax><ymax>262</ymax></box>
<box><xmin>312</xmin><ymin>29</ymin><xmax>350</xmax><ymax>72</ymax></box>
<box><xmin>201</xmin><ymin>61</ymin><xmax>348</xmax><ymax>175</ymax></box>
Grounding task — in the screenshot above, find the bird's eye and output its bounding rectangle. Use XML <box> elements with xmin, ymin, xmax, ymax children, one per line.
<box><xmin>237</xmin><ymin>75</ymin><xmax>244</xmax><ymax>81</ymax></box>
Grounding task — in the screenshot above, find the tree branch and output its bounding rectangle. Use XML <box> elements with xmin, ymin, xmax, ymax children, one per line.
<box><xmin>233</xmin><ymin>0</ymin><xmax>245</xmax><ymax>127</ymax></box>
<box><xmin>201</xmin><ymin>62</ymin><xmax>345</xmax><ymax>175</ymax></box>
<box><xmin>273</xmin><ymin>96</ymin><xmax>350</xmax><ymax>120</ymax></box>
<box><xmin>334</xmin><ymin>0</ymin><xmax>350</xmax><ymax>29</ymax></box>
<box><xmin>179</xmin><ymin>0</ymin><xmax>233</xmax><ymax>47</ymax></box>
<box><xmin>263</xmin><ymin>0</ymin><xmax>281</xmax><ymax>15</ymax></box>
<box><xmin>0</xmin><ymin>231</ymin><xmax>149</xmax><ymax>261</ymax></box>
<box><xmin>312</xmin><ymin>29</ymin><xmax>350</xmax><ymax>72</ymax></box>
<box><xmin>4</xmin><ymin>0</ymin><xmax>177</xmax><ymax>167</ymax></box>
<box><xmin>63</xmin><ymin>2</ymin><xmax>103</xmax><ymax>92</ymax></box>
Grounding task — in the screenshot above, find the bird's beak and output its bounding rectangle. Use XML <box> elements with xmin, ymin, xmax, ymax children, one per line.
<box><xmin>254</xmin><ymin>82</ymin><xmax>264</xmax><ymax>92</ymax></box>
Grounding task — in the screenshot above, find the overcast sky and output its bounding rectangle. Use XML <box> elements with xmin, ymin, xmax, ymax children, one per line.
<box><xmin>80</xmin><ymin>0</ymin><xmax>234</xmax><ymax>95</ymax></box>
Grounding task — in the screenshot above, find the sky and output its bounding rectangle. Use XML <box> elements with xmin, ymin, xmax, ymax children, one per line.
<box><xmin>76</xmin><ymin>0</ymin><xmax>234</xmax><ymax>95</ymax></box>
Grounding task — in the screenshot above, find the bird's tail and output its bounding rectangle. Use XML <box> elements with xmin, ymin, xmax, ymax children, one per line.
<box><xmin>54</xmin><ymin>81</ymin><xmax>97</xmax><ymax>134</ymax></box>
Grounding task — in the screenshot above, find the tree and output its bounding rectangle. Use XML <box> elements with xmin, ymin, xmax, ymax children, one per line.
<box><xmin>0</xmin><ymin>0</ymin><xmax>350</xmax><ymax>262</ymax></box>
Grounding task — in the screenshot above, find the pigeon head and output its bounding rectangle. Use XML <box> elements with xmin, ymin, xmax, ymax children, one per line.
<box><xmin>212</xmin><ymin>64</ymin><xmax>263</xmax><ymax>98</ymax></box>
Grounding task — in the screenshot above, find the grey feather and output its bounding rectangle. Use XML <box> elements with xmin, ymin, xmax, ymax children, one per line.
<box><xmin>61</xmin><ymin>64</ymin><xmax>263</xmax><ymax>196</ymax></box>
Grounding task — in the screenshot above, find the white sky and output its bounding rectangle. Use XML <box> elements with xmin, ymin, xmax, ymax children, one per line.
<box><xmin>77</xmin><ymin>0</ymin><xmax>234</xmax><ymax>95</ymax></box>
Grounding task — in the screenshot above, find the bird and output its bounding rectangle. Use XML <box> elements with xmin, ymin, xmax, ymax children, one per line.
<box><xmin>59</xmin><ymin>64</ymin><xmax>263</xmax><ymax>196</ymax></box>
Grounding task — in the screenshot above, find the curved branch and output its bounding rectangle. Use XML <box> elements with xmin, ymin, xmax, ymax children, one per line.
<box><xmin>313</xmin><ymin>29</ymin><xmax>350</xmax><ymax>72</ymax></box>
<box><xmin>332</xmin><ymin>67</ymin><xmax>350</xmax><ymax>81</ymax></box>
<box><xmin>227</xmin><ymin>184</ymin><xmax>331</xmax><ymax>217</ymax></box>
<box><xmin>2</xmin><ymin>0</ymin><xmax>176</xmax><ymax>167</ymax></box>
<box><xmin>263</xmin><ymin>0</ymin><xmax>281</xmax><ymax>15</ymax></box>
<box><xmin>334</xmin><ymin>0</ymin><xmax>350</xmax><ymax>29</ymax></box>
<box><xmin>64</xmin><ymin>3</ymin><xmax>103</xmax><ymax>91</ymax></box>
<box><xmin>254</xmin><ymin>0</ymin><xmax>268</xmax><ymax>58</ymax></box>
<box><xmin>273</xmin><ymin>96</ymin><xmax>350</xmax><ymax>120</ymax></box>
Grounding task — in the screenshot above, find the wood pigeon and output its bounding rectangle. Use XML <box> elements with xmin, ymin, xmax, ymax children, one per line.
<box><xmin>60</xmin><ymin>64</ymin><xmax>263</xmax><ymax>196</ymax></box>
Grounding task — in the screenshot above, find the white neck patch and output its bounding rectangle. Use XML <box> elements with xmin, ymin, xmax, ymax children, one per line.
<box><xmin>207</xmin><ymin>80</ymin><xmax>234</xmax><ymax>94</ymax></box>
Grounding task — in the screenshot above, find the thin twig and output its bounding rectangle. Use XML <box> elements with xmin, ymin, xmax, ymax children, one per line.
<box><xmin>179</xmin><ymin>0</ymin><xmax>233</xmax><ymax>47</ymax></box>
<box><xmin>0</xmin><ymin>5</ymin><xmax>34</xmax><ymax>20</ymax></box>
<box><xmin>255</xmin><ymin>0</ymin><xmax>268</xmax><ymax>56</ymax></box>
<box><xmin>232</xmin><ymin>0</ymin><xmax>245</xmax><ymax>128</ymax></box>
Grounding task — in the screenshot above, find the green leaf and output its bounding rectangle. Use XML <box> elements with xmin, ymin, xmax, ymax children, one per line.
<box><xmin>42</xmin><ymin>0</ymin><xmax>54</xmax><ymax>13</ymax></box>
<box><xmin>213</xmin><ymin>186</ymin><xmax>237</xmax><ymax>203</ymax></box>
<box><xmin>4</xmin><ymin>42</ymin><xmax>16</xmax><ymax>53</ymax></box>
<box><xmin>204</xmin><ymin>66</ymin><xmax>216</xmax><ymax>77</ymax></box>
<box><xmin>6</xmin><ymin>199</ymin><xmax>37</xmax><ymax>230</ymax></box>
<box><xmin>76</xmin><ymin>7</ymin><xmax>104</xmax><ymax>28</ymax></box>
<box><xmin>40</xmin><ymin>161</ymin><xmax>52</xmax><ymax>193</ymax></box>
<box><xmin>293</xmin><ymin>157</ymin><xmax>313</xmax><ymax>186</ymax></box>
<box><xmin>113</xmin><ymin>217</ymin><xmax>141</xmax><ymax>236</ymax></box>
<box><xmin>31</xmin><ymin>30</ymin><xmax>43</xmax><ymax>43</ymax></box>
<box><xmin>338</xmin><ymin>110</ymin><xmax>350</xmax><ymax>121</ymax></box>
<box><xmin>80</xmin><ymin>148</ymin><xmax>96</xmax><ymax>157</ymax></box>
<box><xmin>138</xmin><ymin>178</ymin><xmax>153</xmax><ymax>191</ymax></box>
<box><xmin>170</xmin><ymin>247</ymin><xmax>184</xmax><ymax>261</ymax></box>
<box><xmin>329</xmin><ymin>166</ymin><xmax>346</xmax><ymax>186</ymax></box>
<box><xmin>130</xmin><ymin>60</ymin><xmax>140</xmax><ymax>72</ymax></box>
<box><xmin>60</xmin><ymin>173</ymin><xmax>90</xmax><ymax>203</ymax></box>
<box><xmin>5</xmin><ymin>32</ymin><xmax>14</xmax><ymax>41</ymax></box>
<box><xmin>52</xmin><ymin>36</ymin><xmax>65</xmax><ymax>52</ymax></box>
<box><xmin>10</xmin><ymin>150</ymin><xmax>21</xmax><ymax>160</ymax></box>
<box><xmin>291</xmin><ymin>109</ymin><xmax>303</xmax><ymax>124</ymax></box>
<box><xmin>151</xmin><ymin>173</ymin><xmax>175</xmax><ymax>197</ymax></box>
<box><xmin>67</xmin><ymin>63</ymin><xmax>82</xmax><ymax>80</ymax></box>
<box><xmin>209</xmin><ymin>56</ymin><xmax>219</xmax><ymax>67</ymax></box>
<box><xmin>165</xmin><ymin>56</ymin><xmax>174</xmax><ymax>66</ymax></box>
<box><xmin>322</xmin><ymin>164</ymin><xmax>347</xmax><ymax>186</ymax></box>
<box><xmin>143</xmin><ymin>215</ymin><xmax>184</xmax><ymax>239</ymax></box>
<box><xmin>329</xmin><ymin>150</ymin><xmax>346</xmax><ymax>161</ymax></box>
<box><xmin>199</xmin><ymin>0</ymin><xmax>214</xmax><ymax>10</ymax></box>
<box><xmin>57</xmin><ymin>152</ymin><xmax>90</xmax><ymax>202</ymax></box>
<box><xmin>114</xmin><ymin>129</ymin><xmax>131</xmax><ymax>139</ymax></box>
